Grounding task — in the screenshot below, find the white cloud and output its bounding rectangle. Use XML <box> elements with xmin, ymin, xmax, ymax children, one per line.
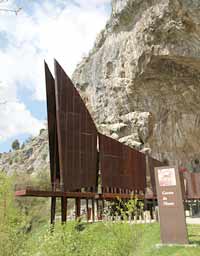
<box><xmin>0</xmin><ymin>0</ymin><xmax>111</xmax><ymax>100</ymax></box>
<box><xmin>0</xmin><ymin>101</ymin><xmax>44</xmax><ymax>141</ymax></box>
<box><xmin>0</xmin><ymin>0</ymin><xmax>111</xmax><ymax>143</ymax></box>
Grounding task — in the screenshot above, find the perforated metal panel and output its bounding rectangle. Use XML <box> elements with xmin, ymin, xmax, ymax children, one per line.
<box><xmin>99</xmin><ymin>133</ymin><xmax>146</xmax><ymax>191</ymax></box>
<box><xmin>44</xmin><ymin>62</ymin><xmax>60</xmax><ymax>184</ymax></box>
<box><xmin>54</xmin><ymin>60</ymin><xmax>98</xmax><ymax>191</ymax></box>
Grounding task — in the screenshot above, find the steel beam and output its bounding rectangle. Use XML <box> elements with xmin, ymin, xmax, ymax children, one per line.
<box><xmin>61</xmin><ymin>197</ymin><xmax>67</xmax><ymax>223</ymax></box>
<box><xmin>50</xmin><ymin>197</ymin><xmax>56</xmax><ymax>225</ymax></box>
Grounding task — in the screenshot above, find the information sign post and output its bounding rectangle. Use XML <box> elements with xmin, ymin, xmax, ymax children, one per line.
<box><xmin>155</xmin><ymin>166</ymin><xmax>188</xmax><ymax>244</ymax></box>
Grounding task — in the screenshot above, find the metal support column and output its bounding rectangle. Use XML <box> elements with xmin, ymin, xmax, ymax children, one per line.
<box><xmin>50</xmin><ymin>197</ymin><xmax>56</xmax><ymax>225</ymax></box>
<box><xmin>75</xmin><ymin>198</ymin><xmax>81</xmax><ymax>219</ymax></box>
<box><xmin>92</xmin><ymin>198</ymin><xmax>95</xmax><ymax>222</ymax></box>
<box><xmin>61</xmin><ymin>197</ymin><xmax>67</xmax><ymax>223</ymax></box>
<box><xmin>86</xmin><ymin>198</ymin><xmax>89</xmax><ymax>222</ymax></box>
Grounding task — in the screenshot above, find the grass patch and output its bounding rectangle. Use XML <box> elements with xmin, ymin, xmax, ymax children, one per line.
<box><xmin>19</xmin><ymin>222</ymin><xmax>200</xmax><ymax>256</ymax></box>
<box><xmin>138</xmin><ymin>224</ymin><xmax>200</xmax><ymax>256</ymax></box>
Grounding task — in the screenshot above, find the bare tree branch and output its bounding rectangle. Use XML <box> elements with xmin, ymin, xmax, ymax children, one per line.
<box><xmin>0</xmin><ymin>0</ymin><xmax>22</xmax><ymax>105</ymax></box>
<box><xmin>0</xmin><ymin>7</ymin><xmax>22</xmax><ymax>15</ymax></box>
<box><xmin>0</xmin><ymin>0</ymin><xmax>22</xmax><ymax>15</ymax></box>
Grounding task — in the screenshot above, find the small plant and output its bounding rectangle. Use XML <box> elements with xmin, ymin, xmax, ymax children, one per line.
<box><xmin>74</xmin><ymin>217</ymin><xmax>86</xmax><ymax>231</ymax></box>
<box><xmin>103</xmin><ymin>198</ymin><xmax>144</xmax><ymax>256</ymax></box>
<box><xmin>107</xmin><ymin>197</ymin><xmax>144</xmax><ymax>222</ymax></box>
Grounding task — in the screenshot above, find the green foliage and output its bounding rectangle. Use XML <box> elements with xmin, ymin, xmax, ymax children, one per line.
<box><xmin>0</xmin><ymin>176</ymin><xmax>199</xmax><ymax>256</ymax></box>
<box><xmin>19</xmin><ymin>222</ymin><xmax>200</xmax><ymax>256</ymax></box>
<box><xmin>19</xmin><ymin>199</ymin><xmax>144</xmax><ymax>256</ymax></box>
<box><xmin>107</xmin><ymin>197</ymin><xmax>144</xmax><ymax>221</ymax></box>
<box><xmin>19</xmin><ymin>221</ymin><xmax>142</xmax><ymax>256</ymax></box>
<box><xmin>11</xmin><ymin>139</ymin><xmax>20</xmax><ymax>150</ymax></box>
<box><xmin>14</xmin><ymin>171</ymin><xmax>51</xmax><ymax>230</ymax></box>
<box><xmin>103</xmin><ymin>198</ymin><xmax>144</xmax><ymax>255</ymax></box>
<box><xmin>0</xmin><ymin>173</ymin><xmax>26</xmax><ymax>256</ymax></box>
<box><xmin>0</xmin><ymin>172</ymin><xmax>51</xmax><ymax>255</ymax></box>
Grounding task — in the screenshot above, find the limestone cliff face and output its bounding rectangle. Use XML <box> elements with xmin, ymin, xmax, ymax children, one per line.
<box><xmin>0</xmin><ymin>130</ymin><xmax>49</xmax><ymax>176</ymax></box>
<box><xmin>72</xmin><ymin>0</ymin><xmax>200</xmax><ymax>167</ymax></box>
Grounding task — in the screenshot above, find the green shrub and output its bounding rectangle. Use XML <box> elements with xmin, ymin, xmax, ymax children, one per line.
<box><xmin>0</xmin><ymin>173</ymin><xmax>26</xmax><ymax>256</ymax></box>
<box><xmin>11</xmin><ymin>139</ymin><xmax>20</xmax><ymax>150</ymax></box>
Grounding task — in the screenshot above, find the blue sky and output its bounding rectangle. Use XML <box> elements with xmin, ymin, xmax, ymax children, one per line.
<box><xmin>0</xmin><ymin>0</ymin><xmax>111</xmax><ymax>152</ymax></box>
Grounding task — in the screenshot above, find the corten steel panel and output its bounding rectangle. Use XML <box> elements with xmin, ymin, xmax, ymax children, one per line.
<box><xmin>99</xmin><ymin>133</ymin><xmax>146</xmax><ymax>191</ymax></box>
<box><xmin>54</xmin><ymin>60</ymin><xmax>98</xmax><ymax>191</ymax></box>
<box><xmin>183</xmin><ymin>171</ymin><xmax>200</xmax><ymax>199</ymax></box>
<box><xmin>179</xmin><ymin>172</ymin><xmax>186</xmax><ymax>199</ymax></box>
<box><xmin>44</xmin><ymin>62</ymin><xmax>60</xmax><ymax>184</ymax></box>
<box><xmin>148</xmin><ymin>156</ymin><xmax>164</xmax><ymax>196</ymax></box>
<box><xmin>194</xmin><ymin>173</ymin><xmax>200</xmax><ymax>197</ymax></box>
<box><xmin>183</xmin><ymin>171</ymin><xmax>194</xmax><ymax>199</ymax></box>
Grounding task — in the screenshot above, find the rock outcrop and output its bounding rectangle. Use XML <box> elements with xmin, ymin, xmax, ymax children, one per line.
<box><xmin>72</xmin><ymin>0</ymin><xmax>200</xmax><ymax>167</ymax></box>
<box><xmin>1</xmin><ymin>0</ymin><xmax>200</xmax><ymax>174</ymax></box>
<box><xmin>0</xmin><ymin>129</ymin><xmax>49</xmax><ymax>176</ymax></box>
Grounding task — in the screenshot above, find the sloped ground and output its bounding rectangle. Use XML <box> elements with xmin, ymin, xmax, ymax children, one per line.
<box><xmin>0</xmin><ymin>129</ymin><xmax>50</xmax><ymax>176</ymax></box>
<box><xmin>16</xmin><ymin>222</ymin><xmax>200</xmax><ymax>256</ymax></box>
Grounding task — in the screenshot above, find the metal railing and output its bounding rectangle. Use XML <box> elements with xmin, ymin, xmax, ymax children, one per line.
<box><xmin>14</xmin><ymin>183</ymin><xmax>63</xmax><ymax>192</ymax></box>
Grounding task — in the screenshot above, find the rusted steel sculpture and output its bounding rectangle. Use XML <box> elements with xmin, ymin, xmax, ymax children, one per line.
<box><xmin>54</xmin><ymin>60</ymin><xmax>98</xmax><ymax>192</ymax></box>
<box><xmin>14</xmin><ymin>59</ymin><xmax>200</xmax><ymax>227</ymax></box>
<box><xmin>15</xmin><ymin>59</ymin><xmax>167</xmax><ymax>224</ymax></box>
<box><xmin>148</xmin><ymin>156</ymin><xmax>165</xmax><ymax>196</ymax></box>
<box><xmin>44</xmin><ymin>63</ymin><xmax>60</xmax><ymax>223</ymax></box>
<box><xmin>99</xmin><ymin>133</ymin><xmax>146</xmax><ymax>193</ymax></box>
<box><xmin>45</xmin><ymin>63</ymin><xmax>60</xmax><ymax>186</ymax></box>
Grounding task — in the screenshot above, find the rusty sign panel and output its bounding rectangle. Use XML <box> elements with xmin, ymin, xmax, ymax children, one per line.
<box><xmin>148</xmin><ymin>156</ymin><xmax>164</xmax><ymax>196</ymax></box>
<box><xmin>99</xmin><ymin>133</ymin><xmax>146</xmax><ymax>191</ymax></box>
<box><xmin>54</xmin><ymin>60</ymin><xmax>98</xmax><ymax>191</ymax></box>
<box><xmin>155</xmin><ymin>166</ymin><xmax>188</xmax><ymax>244</ymax></box>
<box><xmin>183</xmin><ymin>171</ymin><xmax>200</xmax><ymax>199</ymax></box>
<box><xmin>192</xmin><ymin>173</ymin><xmax>200</xmax><ymax>198</ymax></box>
<box><xmin>44</xmin><ymin>62</ymin><xmax>60</xmax><ymax>185</ymax></box>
